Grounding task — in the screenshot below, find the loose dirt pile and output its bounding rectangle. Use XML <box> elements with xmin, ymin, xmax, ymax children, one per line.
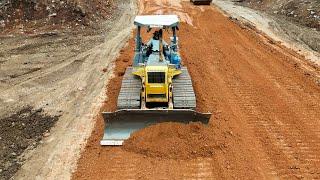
<box><xmin>123</xmin><ymin>122</ymin><xmax>221</xmax><ymax>159</ymax></box>
<box><xmin>0</xmin><ymin>107</ymin><xmax>59</xmax><ymax>180</ymax></box>
<box><xmin>0</xmin><ymin>0</ymin><xmax>115</xmax><ymax>34</ymax></box>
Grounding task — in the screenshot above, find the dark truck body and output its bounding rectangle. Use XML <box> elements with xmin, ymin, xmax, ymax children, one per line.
<box><xmin>190</xmin><ymin>0</ymin><xmax>212</xmax><ymax>5</ymax></box>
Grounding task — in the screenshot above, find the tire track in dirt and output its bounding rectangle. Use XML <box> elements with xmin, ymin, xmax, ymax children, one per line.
<box><xmin>227</xmin><ymin>82</ymin><xmax>320</xmax><ymax>178</ymax></box>
<box><xmin>181</xmin><ymin>4</ymin><xmax>320</xmax><ymax>178</ymax></box>
<box><xmin>104</xmin><ymin>149</ymin><xmax>139</xmax><ymax>179</ymax></box>
<box><xmin>72</xmin><ymin>0</ymin><xmax>320</xmax><ymax>179</ymax></box>
<box><xmin>181</xmin><ymin>158</ymin><xmax>215</xmax><ymax>179</ymax></box>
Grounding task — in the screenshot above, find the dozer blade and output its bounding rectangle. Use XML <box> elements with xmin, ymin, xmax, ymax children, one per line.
<box><xmin>100</xmin><ymin>109</ymin><xmax>211</xmax><ymax>145</ymax></box>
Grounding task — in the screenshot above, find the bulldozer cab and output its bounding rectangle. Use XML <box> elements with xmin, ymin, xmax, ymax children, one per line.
<box><xmin>133</xmin><ymin>15</ymin><xmax>180</xmax><ymax>67</ymax></box>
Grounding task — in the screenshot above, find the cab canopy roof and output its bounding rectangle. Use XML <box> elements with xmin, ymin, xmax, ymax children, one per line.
<box><xmin>134</xmin><ymin>15</ymin><xmax>179</xmax><ymax>28</ymax></box>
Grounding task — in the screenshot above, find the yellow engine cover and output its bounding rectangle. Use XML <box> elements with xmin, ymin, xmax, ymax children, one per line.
<box><xmin>132</xmin><ymin>64</ymin><xmax>181</xmax><ymax>105</ymax></box>
<box><xmin>145</xmin><ymin>66</ymin><xmax>168</xmax><ymax>102</ymax></box>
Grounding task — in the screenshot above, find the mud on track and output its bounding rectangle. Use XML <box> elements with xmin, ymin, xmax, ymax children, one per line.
<box><xmin>73</xmin><ymin>0</ymin><xmax>320</xmax><ymax>179</ymax></box>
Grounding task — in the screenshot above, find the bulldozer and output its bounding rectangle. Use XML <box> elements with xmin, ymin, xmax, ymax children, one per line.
<box><xmin>190</xmin><ymin>0</ymin><xmax>212</xmax><ymax>5</ymax></box>
<box><xmin>101</xmin><ymin>15</ymin><xmax>211</xmax><ymax>145</ymax></box>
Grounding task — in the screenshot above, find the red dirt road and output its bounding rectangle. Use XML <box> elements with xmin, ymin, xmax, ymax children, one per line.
<box><xmin>73</xmin><ymin>0</ymin><xmax>320</xmax><ymax>179</ymax></box>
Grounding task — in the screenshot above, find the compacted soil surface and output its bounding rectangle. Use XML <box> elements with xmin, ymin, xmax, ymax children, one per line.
<box><xmin>70</xmin><ymin>0</ymin><xmax>320</xmax><ymax>179</ymax></box>
<box><xmin>0</xmin><ymin>0</ymin><xmax>136</xmax><ymax>179</ymax></box>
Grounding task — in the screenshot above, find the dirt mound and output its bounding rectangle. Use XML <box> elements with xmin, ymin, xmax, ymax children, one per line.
<box><xmin>0</xmin><ymin>0</ymin><xmax>114</xmax><ymax>34</ymax></box>
<box><xmin>0</xmin><ymin>107</ymin><xmax>59</xmax><ymax>179</ymax></box>
<box><xmin>123</xmin><ymin>122</ymin><xmax>221</xmax><ymax>159</ymax></box>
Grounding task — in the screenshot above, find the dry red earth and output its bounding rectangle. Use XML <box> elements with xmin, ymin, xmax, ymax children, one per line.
<box><xmin>72</xmin><ymin>0</ymin><xmax>320</xmax><ymax>179</ymax></box>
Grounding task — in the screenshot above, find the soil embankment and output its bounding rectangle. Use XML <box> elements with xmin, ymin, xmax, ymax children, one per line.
<box><xmin>240</xmin><ymin>0</ymin><xmax>320</xmax><ymax>31</ymax></box>
<box><xmin>0</xmin><ymin>0</ymin><xmax>114</xmax><ymax>34</ymax></box>
<box><xmin>0</xmin><ymin>1</ymin><xmax>137</xmax><ymax>179</ymax></box>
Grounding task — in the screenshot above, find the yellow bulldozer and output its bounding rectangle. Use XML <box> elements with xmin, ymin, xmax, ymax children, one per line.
<box><xmin>101</xmin><ymin>15</ymin><xmax>211</xmax><ymax>145</ymax></box>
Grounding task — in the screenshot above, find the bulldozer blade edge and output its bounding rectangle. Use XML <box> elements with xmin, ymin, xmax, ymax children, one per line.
<box><xmin>100</xmin><ymin>109</ymin><xmax>211</xmax><ymax>146</ymax></box>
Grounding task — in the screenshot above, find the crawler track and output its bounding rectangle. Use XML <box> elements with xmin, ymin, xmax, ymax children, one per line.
<box><xmin>173</xmin><ymin>67</ymin><xmax>196</xmax><ymax>109</ymax></box>
<box><xmin>117</xmin><ymin>67</ymin><xmax>141</xmax><ymax>109</ymax></box>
